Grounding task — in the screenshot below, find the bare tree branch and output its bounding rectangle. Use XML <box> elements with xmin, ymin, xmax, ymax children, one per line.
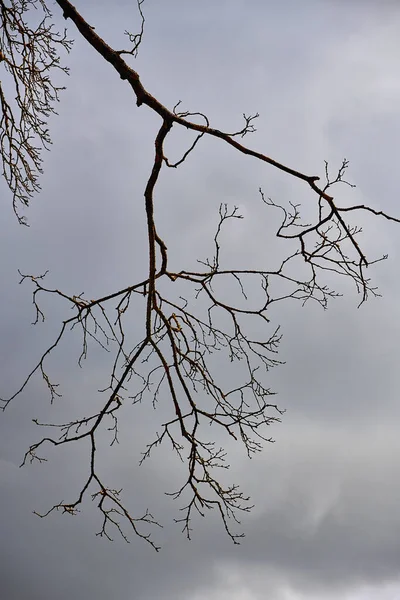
<box><xmin>0</xmin><ymin>0</ymin><xmax>72</xmax><ymax>223</ymax></box>
<box><xmin>1</xmin><ymin>0</ymin><xmax>399</xmax><ymax>549</ymax></box>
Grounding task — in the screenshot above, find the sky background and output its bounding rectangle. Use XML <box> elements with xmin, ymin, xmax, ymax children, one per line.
<box><xmin>1</xmin><ymin>0</ymin><xmax>400</xmax><ymax>598</ymax></box>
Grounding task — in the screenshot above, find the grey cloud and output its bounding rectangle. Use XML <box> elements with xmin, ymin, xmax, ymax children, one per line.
<box><xmin>2</xmin><ymin>1</ymin><xmax>400</xmax><ymax>599</ymax></box>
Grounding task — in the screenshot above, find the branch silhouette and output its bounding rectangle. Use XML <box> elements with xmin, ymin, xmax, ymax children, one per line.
<box><xmin>1</xmin><ymin>0</ymin><xmax>399</xmax><ymax>548</ymax></box>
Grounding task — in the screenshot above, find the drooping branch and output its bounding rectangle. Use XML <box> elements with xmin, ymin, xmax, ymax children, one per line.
<box><xmin>0</xmin><ymin>0</ymin><xmax>72</xmax><ymax>223</ymax></box>
<box><xmin>2</xmin><ymin>161</ymin><xmax>383</xmax><ymax>545</ymax></box>
<box><xmin>1</xmin><ymin>0</ymin><xmax>400</xmax><ymax>549</ymax></box>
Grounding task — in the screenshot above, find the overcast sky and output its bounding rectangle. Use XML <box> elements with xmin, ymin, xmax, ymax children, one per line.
<box><xmin>1</xmin><ymin>1</ymin><xmax>400</xmax><ymax>599</ymax></box>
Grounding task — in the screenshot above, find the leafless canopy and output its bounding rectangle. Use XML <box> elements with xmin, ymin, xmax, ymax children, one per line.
<box><xmin>1</xmin><ymin>0</ymin><xmax>399</xmax><ymax>549</ymax></box>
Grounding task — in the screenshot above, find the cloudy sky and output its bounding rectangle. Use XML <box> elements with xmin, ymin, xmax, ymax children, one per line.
<box><xmin>1</xmin><ymin>0</ymin><xmax>400</xmax><ymax>598</ymax></box>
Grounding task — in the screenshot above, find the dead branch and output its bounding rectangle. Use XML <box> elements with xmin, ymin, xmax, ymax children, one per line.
<box><xmin>1</xmin><ymin>0</ymin><xmax>400</xmax><ymax>549</ymax></box>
